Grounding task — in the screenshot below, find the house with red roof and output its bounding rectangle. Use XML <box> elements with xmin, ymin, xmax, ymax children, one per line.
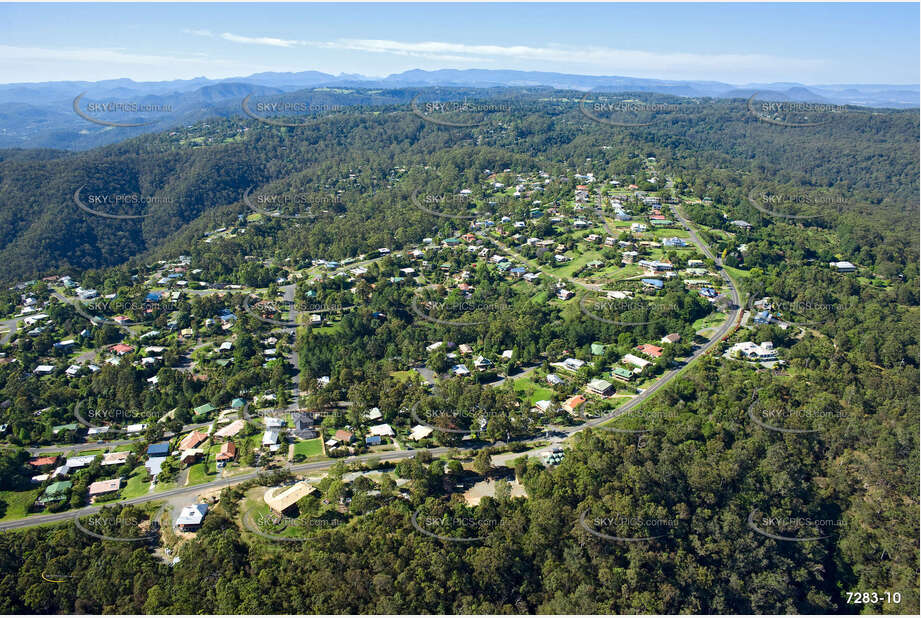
<box><xmin>635</xmin><ymin>344</ymin><xmax>664</xmax><ymax>358</ymax></box>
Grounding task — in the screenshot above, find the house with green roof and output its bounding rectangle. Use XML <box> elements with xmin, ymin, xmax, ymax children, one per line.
<box><xmin>193</xmin><ymin>403</ymin><xmax>217</xmax><ymax>416</ymax></box>
<box><xmin>38</xmin><ymin>480</ymin><xmax>72</xmax><ymax>505</ymax></box>
<box><xmin>231</xmin><ymin>398</ymin><xmax>246</xmax><ymax>409</ymax></box>
<box><xmin>612</xmin><ymin>367</ymin><xmax>633</xmax><ymax>382</ymax></box>
<box><xmin>52</xmin><ymin>423</ymin><xmax>79</xmax><ymax>434</ymax></box>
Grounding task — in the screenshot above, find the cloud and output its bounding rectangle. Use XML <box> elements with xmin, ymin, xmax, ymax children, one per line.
<box><xmin>0</xmin><ymin>44</ymin><xmax>219</xmax><ymax>67</ymax></box>
<box><xmin>220</xmin><ymin>33</ymin><xmax>303</xmax><ymax>48</ymax></box>
<box><xmin>306</xmin><ymin>38</ymin><xmax>825</xmax><ymax>77</ymax></box>
<box><xmin>183</xmin><ymin>29</ymin><xmax>215</xmax><ymax>38</ymax></box>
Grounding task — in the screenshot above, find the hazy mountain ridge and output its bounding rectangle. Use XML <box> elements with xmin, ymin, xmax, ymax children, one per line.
<box><xmin>0</xmin><ymin>68</ymin><xmax>916</xmax><ymax>150</ymax></box>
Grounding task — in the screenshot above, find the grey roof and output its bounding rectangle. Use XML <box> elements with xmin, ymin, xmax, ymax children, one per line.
<box><xmin>176</xmin><ymin>504</ymin><xmax>208</xmax><ymax>526</ymax></box>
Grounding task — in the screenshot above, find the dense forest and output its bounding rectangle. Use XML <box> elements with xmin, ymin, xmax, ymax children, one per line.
<box><xmin>0</xmin><ymin>89</ymin><xmax>917</xmax><ymax>614</ymax></box>
<box><xmin>0</xmin><ymin>89</ymin><xmax>917</xmax><ymax>284</ymax></box>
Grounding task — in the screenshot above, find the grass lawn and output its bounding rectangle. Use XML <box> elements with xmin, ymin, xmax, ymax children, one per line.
<box><xmin>692</xmin><ymin>312</ymin><xmax>728</xmax><ymax>331</ymax></box>
<box><xmin>187</xmin><ymin>462</ymin><xmax>217</xmax><ymax>486</ymax></box>
<box><xmin>316</xmin><ymin>322</ymin><xmax>344</xmax><ymax>335</ymax></box>
<box><xmin>722</xmin><ymin>265</ymin><xmax>752</xmax><ymax>282</ymax></box>
<box><xmin>0</xmin><ymin>488</ymin><xmax>41</xmax><ymax>522</ymax></box>
<box><xmin>555</xmin><ymin>250</ymin><xmax>604</xmax><ymax>278</ymax></box>
<box><xmin>121</xmin><ymin>465</ymin><xmax>151</xmax><ymax>499</ymax></box>
<box><xmin>390</xmin><ymin>370</ymin><xmax>415</xmax><ymax>383</ymax></box>
<box><xmin>79</xmin><ymin>449</ymin><xmax>105</xmax><ymax>456</ymax></box>
<box><xmin>513</xmin><ymin>378</ymin><xmax>554</xmax><ymax>405</ymax></box>
<box><xmin>113</xmin><ymin>444</ymin><xmax>135</xmax><ymax>452</ymax></box>
<box><xmin>292</xmin><ymin>439</ymin><xmax>324</xmax><ymax>459</ymax></box>
<box><xmin>154</xmin><ymin>478</ymin><xmax>178</xmax><ymax>493</ymax></box>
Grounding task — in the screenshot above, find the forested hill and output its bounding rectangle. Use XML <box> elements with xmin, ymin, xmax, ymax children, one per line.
<box><xmin>0</xmin><ymin>89</ymin><xmax>917</xmax><ymax>284</ymax></box>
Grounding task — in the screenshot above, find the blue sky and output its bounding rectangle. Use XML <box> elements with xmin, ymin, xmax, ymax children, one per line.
<box><xmin>0</xmin><ymin>2</ymin><xmax>917</xmax><ymax>85</ymax></box>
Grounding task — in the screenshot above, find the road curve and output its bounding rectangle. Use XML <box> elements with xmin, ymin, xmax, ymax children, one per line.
<box><xmin>1</xmin><ymin>201</ymin><xmax>739</xmax><ymax>532</ymax></box>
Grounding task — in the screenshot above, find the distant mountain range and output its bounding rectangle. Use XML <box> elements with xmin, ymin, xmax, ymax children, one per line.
<box><xmin>0</xmin><ymin>68</ymin><xmax>916</xmax><ymax>150</ymax></box>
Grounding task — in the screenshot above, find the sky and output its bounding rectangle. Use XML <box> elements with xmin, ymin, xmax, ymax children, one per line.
<box><xmin>0</xmin><ymin>2</ymin><xmax>918</xmax><ymax>85</ymax></box>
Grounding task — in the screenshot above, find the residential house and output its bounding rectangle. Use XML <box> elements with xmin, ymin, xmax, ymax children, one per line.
<box><xmin>546</xmin><ymin>373</ymin><xmax>564</xmax><ymax>385</ymax></box>
<box><xmin>179</xmin><ymin>430</ymin><xmax>208</xmax><ymax>451</ymax></box>
<box><xmin>29</xmin><ymin>455</ymin><xmax>60</xmax><ymax>468</ymax></box>
<box><xmin>562</xmin><ymin>395</ymin><xmax>587</xmax><ymax>414</ymax></box>
<box><xmin>622</xmin><ymin>354</ymin><xmax>651</xmax><ymax>368</ymax></box>
<box><xmin>660</xmin><ymin>333</ymin><xmax>681</xmax><ymax>344</ymax></box>
<box><xmin>179</xmin><ymin>449</ymin><xmax>203</xmax><ymax>466</ymax></box>
<box><xmin>147</xmin><ymin>442</ymin><xmax>170</xmax><ymax>457</ymax></box>
<box><xmin>176</xmin><ymin>504</ymin><xmax>208</xmax><ymax>531</ymax></box>
<box><xmin>369</xmin><ymin>423</ymin><xmax>395</xmax><ymax>437</ymax></box>
<box><xmin>37</xmin><ymin>480</ymin><xmax>72</xmax><ymax>506</ymax></box>
<box><xmin>830</xmin><ymin>261</ymin><xmax>856</xmax><ymax>272</ymax></box>
<box><xmin>264</xmin><ymin>482</ymin><xmax>316</xmax><ymax>516</ymax></box>
<box><xmin>636</xmin><ymin>344</ymin><xmax>664</xmax><ymax>358</ymax></box>
<box><xmin>611</xmin><ymin>367</ymin><xmax>633</xmax><ymax>382</ymax></box>
<box><xmin>562</xmin><ymin>358</ymin><xmax>585</xmax><ymax>372</ymax></box>
<box><xmin>88</xmin><ymin>478</ymin><xmax>121</xmax><ymax>500</ymax></box>
<box><xmin>409</xmin><ymin>425</ymin><xmax>434</xmax><ymax>441</ymax></box>
<box><xmin>101</xmin><ymin>451</ymin><xmax>130</xmax><ymax>466</ymax></box>
<box><xmin>586</xmin><ymin>378</ymin><xmax>614</xmax><ymax>397</ymax></box>
<box><xmin>215</xmin><ymin>441</ymin><xmax>236</xmax><ymax>463</ymax></box>
<box><xmin>452</xmin><ymin>364</ymin><xmax>471</xmax><ymax>377</ymax></box>
<box><xmin>333</xmin><ymin>429</ymin><xmax>354</xmax><ymax>444</ymax></box>
<box><xmin>214</xmin><ymin>419</ymin><xmax>244</xmax><ymax>439</ymax></box>
<box><xmin>262</xmin><ymin>430</ymin><xmax>280</xmax><ymax>449</ymax></box>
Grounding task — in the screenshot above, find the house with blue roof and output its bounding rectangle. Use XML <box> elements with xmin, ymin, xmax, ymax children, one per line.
<box><xmin>147</xmin><ymin>442</ymin><xmax>170</xmax><ymax>457</ymax></box>
<box><xmin>641</xmin><ymin>278</ymin><xmax>664</xmax><ymax>290</ymax></box>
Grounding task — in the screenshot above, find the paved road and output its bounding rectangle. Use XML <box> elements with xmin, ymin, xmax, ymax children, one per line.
<box><xmin>21</xmin><ymin>420</ymin><xmax>215</xmax><ymax>456</ymax></box>
<box><xmin>0</xmin><ymin>316</ymin><xmax>22</xmax><ymax>345</ymax></box>
<box><xmin>0</xmin><ymin>446</ymin><xmax>450</xmax><ymax>532</ymax></box>
<box><xmin>578</xmin><ymin>200</ymin><xmax>742</xmax><ymax>429</ymax></box>
<box><xmin>0</xmin><ymin>196</ymin><xmax>740</xmax><ymax>532</ymax></box>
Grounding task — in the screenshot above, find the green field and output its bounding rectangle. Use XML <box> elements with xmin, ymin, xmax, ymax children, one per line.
<box><xmin>121</xmin><ymin>465</ymin><xmax>150</xmax><ymax>499</ymax></box>
<box><xmin>513</xmin><ymin>377</ymin><xmax>554</xmax><ymax>405</ymax></box>
<box><xmin>292</xmin><ymin>439</ymin><xmax>324</xmax><ymax>458</ymax></box>
<box><xmin>187</xmin><ymin>461</ymin><xmax>217</xmax><ymax>486</ymax></box>
<box><xmin>0</xmin><ymin>488</ymin><xmax>41</xmax><ymax>522</ymax></box>
<box><xmin>692</xmin><ymin>311</ymin><xmax>728</xmax><ymax>332</ymax></box>
<box><xmin>554</xmin><ymin>250</ymin><xmax>604</xmax><ymax>278</ymax></box>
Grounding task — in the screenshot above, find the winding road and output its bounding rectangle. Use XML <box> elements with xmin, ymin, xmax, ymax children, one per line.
<box><xmin>0</xmin><ymin>191</ymin><xmax>741</xmax><ymax>533</ymax></box>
